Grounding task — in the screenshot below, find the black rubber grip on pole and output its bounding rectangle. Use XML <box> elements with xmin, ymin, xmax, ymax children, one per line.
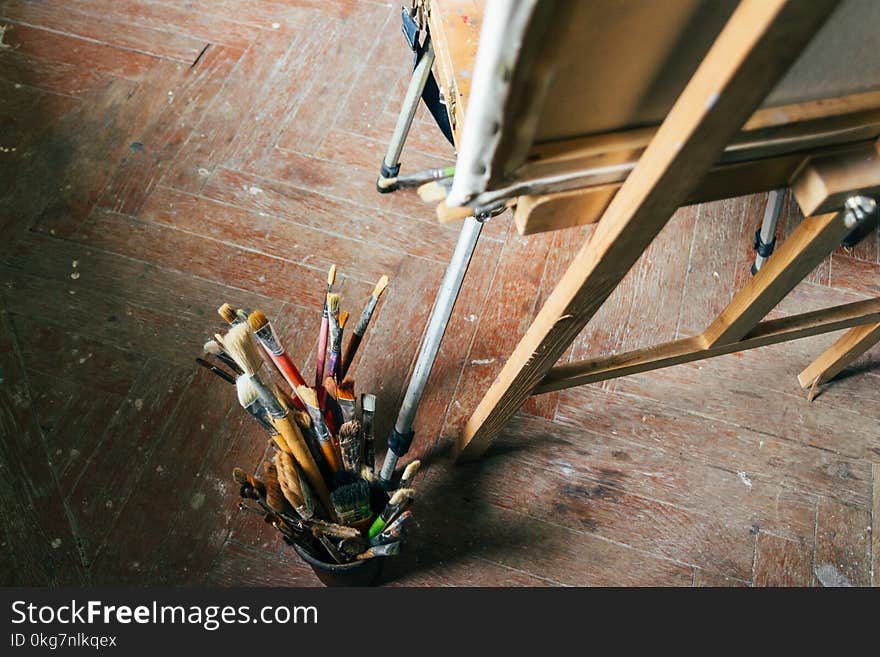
<box><xmin>388</xmin><ymin>427</ymin><xmax>414</xmax><ymax>457</ymax></box>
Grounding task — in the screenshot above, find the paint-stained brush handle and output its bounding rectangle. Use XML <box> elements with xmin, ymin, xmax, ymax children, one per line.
<box><xmin>271</xmin><ymin>414</ymin><xmax>334</xmax><ymax>519</ymax></box>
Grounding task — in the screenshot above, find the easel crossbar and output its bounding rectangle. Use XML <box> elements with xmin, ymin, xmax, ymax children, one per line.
<box><xmin>535</xmin><ymin>297</ymin><xmax>880</xmax><ymax>394</ymax></box>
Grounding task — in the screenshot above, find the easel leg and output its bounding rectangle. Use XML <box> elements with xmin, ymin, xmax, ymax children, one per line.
<box><xmin>798</xmin><ymin>322</ymin><xmax>880</xmax><ymax>400</ymax></box>
<box><xmin>453</xmin><ymin>0</ymin><xmax>838</xmax><ymax>461</ymax></box>
<box><xmin>751</xmin><ymin>188</ymin><xmax>785</xmax><ymax>274</ymax></box>
<box><xmin>377</xmin><ymin>37</ymin><xmax>435</xmax><ymax>192</ymax></box>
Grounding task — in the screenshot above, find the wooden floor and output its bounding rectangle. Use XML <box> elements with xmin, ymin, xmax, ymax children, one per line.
<box><xmin>1</xmin><ymin>1</ymin><xmax>878</xmax><ymax>587</ymax></box>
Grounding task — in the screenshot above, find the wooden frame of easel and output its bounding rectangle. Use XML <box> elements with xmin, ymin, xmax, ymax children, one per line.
<box><xmin>454</xmin><ymin>0</ymin><xmax>880</xmax><ymax>460</ymax></box>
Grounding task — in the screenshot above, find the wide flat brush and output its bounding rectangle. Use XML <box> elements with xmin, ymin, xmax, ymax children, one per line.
<box><xmin>329</xmin><ymin>478</ymin><xmax>372</xmax><ymax>530</ymax></box>
<box><xmin>296</xmin><ymin>385</ymin><xmax>342</xmax><ymax>474</ymax></box>
<box><xmin>315</xmin><ymin>265</ymin><xmax>336</xmax><ymax>390</ymax></box>
<box><xmin>225</xmin><ymin>325</ymin><xmax>334</xmax><ymax>518</ymax></box>
<box><xmin>337</xmin><ymin>420</ymin><xmax>362</xmax><ymax>474</ymax></box>
<box><xmin>336</xmin><ymin>379</ymin><xmax>356</xmax><ymax>424</ymax></box>
<box><xmin>340</xmin><ymin>275</ymin><xmax>389</xmax><ymax>380</ymax></box>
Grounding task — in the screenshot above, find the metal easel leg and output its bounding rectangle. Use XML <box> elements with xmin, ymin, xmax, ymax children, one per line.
<box><xmin>751</xmin><ymin>188</ymin><xmax>785</xmax><ymax>275</ymax></box>
<box><xmin>378</xmin><ymin>214</ymin><xmax>484</xmax><ymax>486</ymax></box>
<box><xmin>376</xmin><ymin>35</ymin><xmax>436</xmax><ymax>193</ymax></box>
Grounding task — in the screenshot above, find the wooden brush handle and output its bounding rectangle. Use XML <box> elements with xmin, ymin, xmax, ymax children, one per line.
<box><xmin>340</xmin><ymin>333</ymin><xmax>362</xmax><ymax>381</ymax></box>
<box><xmin>272</xmin><ymin>414</ymin><xmax>334</xmax><ymax>519</ymax></box>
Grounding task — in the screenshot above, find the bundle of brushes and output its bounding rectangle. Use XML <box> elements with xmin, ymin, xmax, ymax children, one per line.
<box><xmin>196</xmin><ymin>268</ymin><xmax>421</xmax><ymax>566</ymax></box>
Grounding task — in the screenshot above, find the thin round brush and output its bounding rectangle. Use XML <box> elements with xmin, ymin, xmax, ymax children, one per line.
<box><xmin>399</xmin><ymin>459</ymin><xmax>421</xmax><ymax>489</ymax></box>
<box><xmin>368</xmin><ymin>488</ymin><xmax>414</xmax><ymax>539</ymax></box>
<box><xmin>326</xmin><ymin>295</ymin><xmax>343</xmax><ymax>380</ymax></box>
<box><xmin>340</xmin><ymin>275</ymin><xmax>389</xmax><ymax>380</ymax></box>
<box><xmin>296</xmin><ymin>385</ymin><xmax>342</xmax><ymax>474</ymax></box>
<box><xmin>227</xmin><ymin>328</ymin><xmax>334</xmax><ymax>518</ymax></box>
<box><xmin>369</xmin><ymin>509</ymin><xmax>412</xmax><ymax>547</ymax></box>
<box><xmin>314</xmin><ymin>265</ymin><xmax>336</xmax><ymax>390</ymax></box>
<box><xmin>195</xmin><ymin>357</ymin><xmax>236</xmax><ymax>384</ymax></box>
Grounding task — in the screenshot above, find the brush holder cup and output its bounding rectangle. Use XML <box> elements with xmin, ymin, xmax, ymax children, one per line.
<box><xmin>289</xmin><ymin>540</ymin><xmax>384</xmax><ymax>586</ymax></box>
<box><xmin>287</xmin><ymin>483</ymin><xmax>392</xmax><ymax>586</ymax></box>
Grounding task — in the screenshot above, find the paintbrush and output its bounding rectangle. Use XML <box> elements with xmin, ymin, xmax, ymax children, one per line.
<box><xmin>335</xmin><ymin>379</ymin><xmax>356</xmax><ymax>424</ymax></box>
<box><xmin>355</xmin><ymin>543</ymin><xmax>400</xmax><ymax>560</ymax></box>
<box><xmin>235</xmin><ymin>376</ymin><xmax>277</xmax><ymax>434</ymax></box>
<box><xmin>330</xmin><ymin>477</ymin><xmax>372</xmax><ymax>530</ymax></box>
<box><xmin>204</xmin><ymin>339</ymin><xmax>244</xmax><ymax>375</ymax></box>
<box><xmin>275</xmin><ymin>450</ymin><xmax>315</xmax><ymax>520</ymax></box>
<box><xmin>361</xmin><ymin>393</ymin><xmax>376</xmax><ymax>472</ymax></box>
<box><xmin>368</xmin><ymin>488</ymin><xmax>414</xmax><ymax>539</ymax></box>
<box><xmin>296</xmin><ymin>385</ymin><xmax>342</xmax><ymax>474</ymax></box>
<box><xmin>326</xmin><ymin>298</ymin><xmax>346</xmax><ymax>381</ymax></box>
<box><xmin>377</xmin><ymin>165</ymin><xmax>455</xmax><ymax>191</ymax></box>
<box><xmin>340</xmin><ymin>275</ymin><xmax>389</xmax><ymax>380</ymax></box>
<box><xmin>247</xmin><ymin>310</ymin><xmax>307</xmax><ymax>392</ymax></box>
<box><xmin>262</xmin><ymin>461</ymin><xmax>297</xmax><ymax>518</ymax></box>
<box><xmin>218</xmin><ymin>302</ymin><xmax>242</xmax><ymax>326</ymax></box>
<box><xmin>369</xmin><ymin>509</ymin><xmax>412</xmax><ymax>547</ymax></box>
<box><xmin>232</xmin><ymin>467</ymin><xmax>266</xmax><ymax>499</ymax></box>
<box><xmin>337</xmin><ymin>420</ymin><xmax>362</xmax><ymax>474</ymax></box>
<box><xmin>224</xmin><ymin>324</ymin><xmax>334</xmax><ymax>518</ymax></box>
<box><xmin>315</xmin><ymin>265</ymin><xmax>336</xmax><ymax>390</ymax></box>
<box><xmin>398</xmin><ymin>459</ymin><xmax>421</xmax><ymax>489</ymax></box>
<box><xmin>195</xmin><ymin>357</ymin><xmax>236</xmax><ymax>384</ymax></box>
<box><xmin>321</xmin><ymin>376</ymin><xmax>343</xmax><ymax>435</ymax></box>
<box><xmin>292</xmin><ymin>408</ymin><xmax>330</xmax><ymax>477</ymax></box>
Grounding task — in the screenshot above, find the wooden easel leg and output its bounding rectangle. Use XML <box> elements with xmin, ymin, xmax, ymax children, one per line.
<box><xmin>798</xmin><ymin>322</ymin><xmax>880</xmax><ymax>399</ymax></box>
<box><xmin>454</xmin><ymin>0</ymin><xmax>839</xmax><ymax>461</ymax></box>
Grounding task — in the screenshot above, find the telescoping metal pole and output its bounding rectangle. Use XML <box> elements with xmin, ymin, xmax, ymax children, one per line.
<box><xmin>378</xmin><ymin>213</ymin><xmax>484</xmax><ymax>486</ymax></box>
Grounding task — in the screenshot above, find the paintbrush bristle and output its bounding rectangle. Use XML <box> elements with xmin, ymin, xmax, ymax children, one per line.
<box><xmin>339</xmin><ymin>311</ymin><xmax>349</xmax><ymax>329</ymax></box>
<box><xmin>338</xmin><ymin>420</ymin><xmax>360</xmax><ymax>442</ymax></box>
<box><xmin>401</xmin><ymin>460</ymin><xmax>421</xmax><ymax>482</ymax></box>
<box><xmin>232</xmin><ymin>467</ymin><xmax>249</xmax><ymax>485</ymax></box>
<box><xmin>274</xmin><ymin>451</ymin><xmax>306</xmax><ymax>511</ymax></box>
<box><xmin>262</xmin><ymin>462</ymin><xmax>293</xmax><ymax>516</ymax></box>
<box><xmin>218</xmin><ymin>303</ymin><xmax>237</xmax><ymax>324</ymax></box>
<box><xmin>223</xmin><ymin>323</ymin><xmax>263</xmax><ymax>375</ymax></box>
<box><xmin>235</xmin><ymin>374</ymin><xmax>260</xmax><ymax>408</ymax></box>
<box><xmin>373</xmin><ymin>275</ymin><xmax>390</xmax><ymax>298</ymax></box>
<box><xmin>327</xmin><ymin>264</ymin><xmax>337</xmax><ymax>286</ymax></box>
<box><xmin>323</xmin><ymin>377</ymin><xmax>338</xmax><ymax>400</ymax></box>
<box><xmin>330</xmin><ymin>479</ymin><xmax>371</xmax><ymax>525</ymax></box>
<box><xmin>360</xmin><ymin>465</ymin><xmax>377</xmax><ymax>483</ymax></box>
<box><xmin>204</xmin><ymin>339</ymin><xmax>223</xmax><ymax>355</ymax></box>
<box><xmin>247</xmin><ymin>309</ymin><xmax>269</xmax><ymax>331</ymax></box>
<box><xmin>296</xmin><ymin>385</ymin><xmax>319</xmax><ymax>409</ymax></box>
<box><xmin>389</xmin><ymin>488</ymin><xmax>415</xmax><ymax>506</ymax></box>
<box><xmin>337</xmin><ymin>379</ymin><xmax>355</xmax><ymax>401</ymax></box>
<box><xmin>326</xmin><ymin>292</ymin><xmax>340</xmax><ymax>314</ymax></box>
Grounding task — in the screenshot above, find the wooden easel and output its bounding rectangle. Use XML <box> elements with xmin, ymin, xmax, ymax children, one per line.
<box><xmin>435</xmin><ymin>0</ymin><xmax>880</xmax><ymax>459</ymax></box>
